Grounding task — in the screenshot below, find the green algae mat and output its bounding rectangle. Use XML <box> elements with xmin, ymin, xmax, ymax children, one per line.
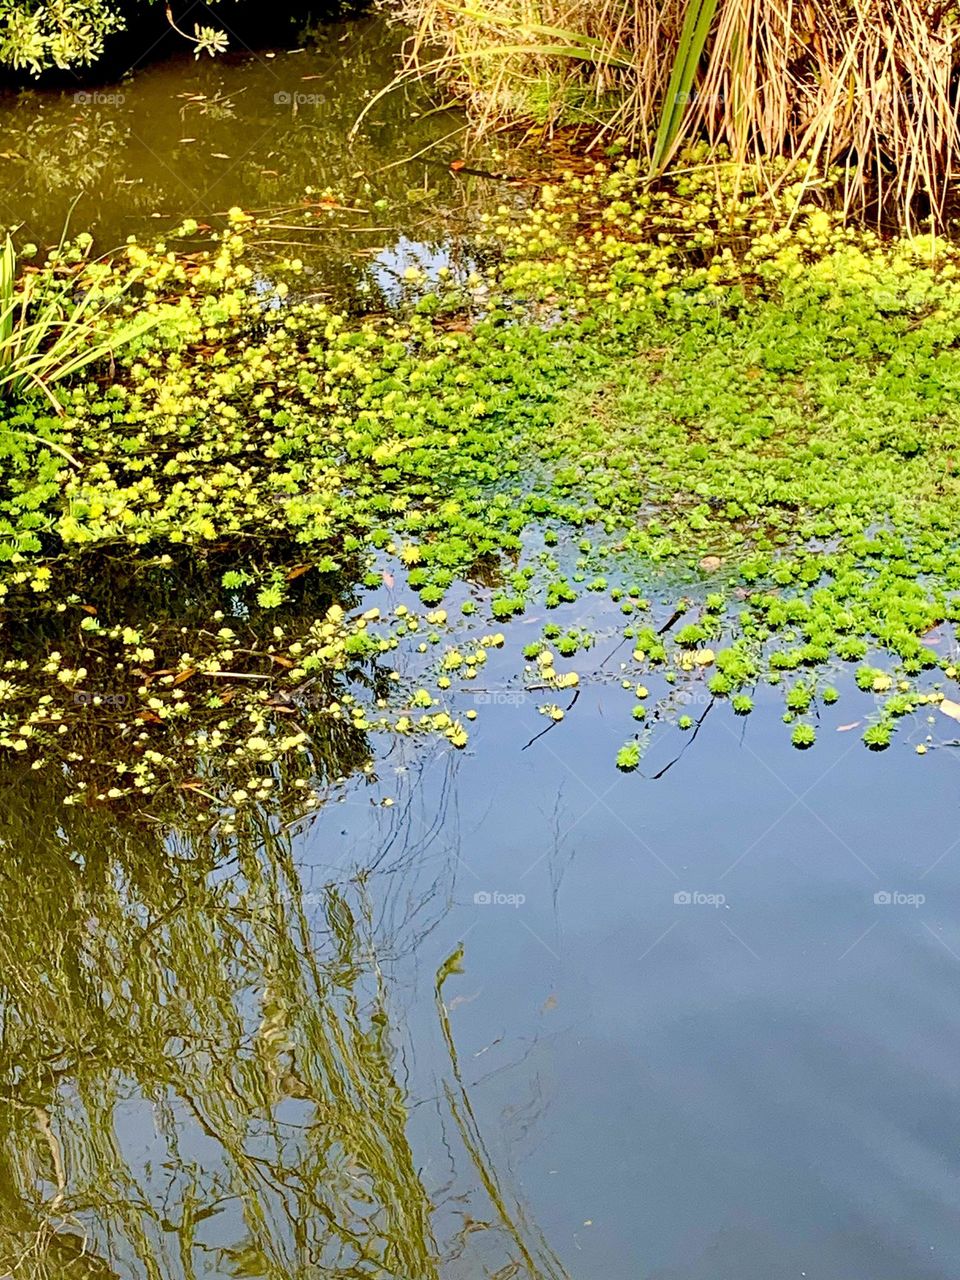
<box><xmin>3</xmin><ymin>158</ymin><xmax>960</xmax><ymax>815</ymax></box>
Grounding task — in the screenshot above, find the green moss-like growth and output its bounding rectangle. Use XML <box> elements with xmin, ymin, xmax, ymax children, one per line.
<box><xmin>4</xmin><ymin>160</ymin><xmax>960</xmax><ymax>804</ymax></box>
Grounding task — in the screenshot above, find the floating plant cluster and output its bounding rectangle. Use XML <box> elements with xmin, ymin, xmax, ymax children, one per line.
<box><xmin>2</xmin><ymin>160</ymin><xmax>960</xmax><ymax>812</ymax></box>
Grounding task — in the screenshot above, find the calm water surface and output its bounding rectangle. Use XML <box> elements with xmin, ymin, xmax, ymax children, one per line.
<box><xmin>0</xmin><ymin>16</ymin><xmax>496</xmax><ymax>299</ymax></box>
<box><xmin>0</xmin><ymin>18</ymin><xmax>959</xmax><ymax>1280</ymax></box>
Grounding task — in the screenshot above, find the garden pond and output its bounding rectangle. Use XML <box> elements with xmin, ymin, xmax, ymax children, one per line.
<box><xmin>0</xmin><ymin>14</ymin><xmax>959</xmax><ymax>1280</ymax></box>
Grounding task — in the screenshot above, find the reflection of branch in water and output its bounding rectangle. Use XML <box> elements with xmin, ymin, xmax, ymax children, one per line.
<box><xmin>540</xmin><ymin>786</ymin><xmax>579</xmax><ymax>923</ymax></box>
<box><xmin>0</xmin><ymin>790</ymin><xmax>582</xmax><ymax>1280</ymax></box>
<box><xmin>435</xmin><ymin>948</ymin><xmax>571</xmax><ymax>1280</ymax></box>
<box><xmin>0</xmin><ymin>820</ymin><xmax>446</xmax><ymax>1279</ymax></box>
<box><xmin>647</xmin><ymin>696</ymin><xmax>715</xmax><ymax>781</ymax></box>
<box><xmin>521</xmin><ymin>689</ymin><xmax>580</xmax><ymax>752</ymax></box>
<box><xmin>302</xmin><ymin>742</ymin><xmax>463</xmax><ymax>965</ymax></box>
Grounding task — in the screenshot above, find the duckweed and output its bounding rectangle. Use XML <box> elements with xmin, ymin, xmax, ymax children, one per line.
<box><xmin>3</xmin><ymin>156</ymin><xmax>960</xmax><ymax>804</ymax></box>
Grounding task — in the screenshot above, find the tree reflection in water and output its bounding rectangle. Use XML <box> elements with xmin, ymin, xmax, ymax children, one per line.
<box><xmin>0</xmin><ymin>745</ymin><xmax>568</xmax><ymax>1279</ymax></box>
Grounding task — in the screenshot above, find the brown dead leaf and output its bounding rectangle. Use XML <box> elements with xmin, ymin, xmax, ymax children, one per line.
<box><xmin>269</xmin><ymin>654</ymin><xmax>294</xmax><ymax>668</ymax></box>
<box><xmin>285</xmin><ymin>564</ymin><xmax>312</xmax><ymax>581</ymax></box>
<box><xmin>172</xmin><ymin>667</ymin><xmax>197</xmax><ymax>686</ymax></box>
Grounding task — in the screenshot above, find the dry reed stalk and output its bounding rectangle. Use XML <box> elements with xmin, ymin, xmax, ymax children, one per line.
<box><xmin>389</xmin><ymin>0</ymin><xmax>960</xmax><ymax>224</ymax></box>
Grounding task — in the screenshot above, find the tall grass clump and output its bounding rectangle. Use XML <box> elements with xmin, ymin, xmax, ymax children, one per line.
<box><xmin>0</xmin><ymin>235</ymin><xmax>157</xmax><ymax>412</ymax></box>
<box><xmin>391</xmin><ymin>0</ymin><xmax>960</xmax><ymax>224</ymax></box>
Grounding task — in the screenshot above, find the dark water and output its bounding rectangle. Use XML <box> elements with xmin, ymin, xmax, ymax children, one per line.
<box><xmin>1</xmin><ymin>17</ymin><xmax>959</xmax><ymax>1280</ymax></box>
<box><xmin>0</xmin><ymin>16</ymin><xmax>498</xmax><ymax>300</ymax></box>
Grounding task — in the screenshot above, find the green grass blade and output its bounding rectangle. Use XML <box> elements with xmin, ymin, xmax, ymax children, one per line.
<box><xmin>651</xmin><ymin>0</ymin><xmax>720</xmax><ymax>171</ymax></box>
<box><xmin>0</xmin><ymin>238</ymin><xmax>14</xmax><ymax>359</ymax></box>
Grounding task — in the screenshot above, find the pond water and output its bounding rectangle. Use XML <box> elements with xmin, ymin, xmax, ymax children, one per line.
<box><xmin>0</xmin><ymin>15</ymin><xmax>503</xmax><ymax>300</ymax></box>
<box><xmin>1</xmin><ymin>15</ymin><xmax>959</xmax><ymax>1280</ymax></box>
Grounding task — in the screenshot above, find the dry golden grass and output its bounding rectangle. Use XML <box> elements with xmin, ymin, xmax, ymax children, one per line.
<box><xmin>389</xmin><ymin>0</ymin><xmax>960</xmax><ymax>224</ymax></box>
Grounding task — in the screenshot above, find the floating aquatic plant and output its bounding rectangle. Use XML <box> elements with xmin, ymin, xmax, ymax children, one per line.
<box><xmin>3</xmin><ymin>160</ymin><xmax>960</xmax><ymax>804</ymax></box>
